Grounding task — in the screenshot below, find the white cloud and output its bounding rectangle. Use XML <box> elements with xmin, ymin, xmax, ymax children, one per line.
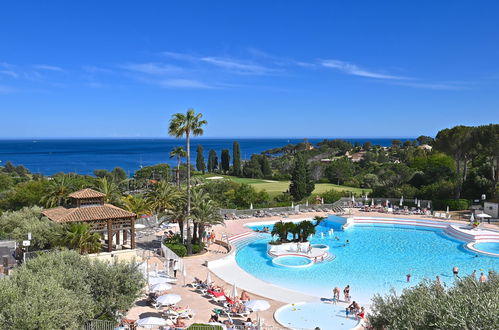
<box><xmin>321</xmin><ymin>59</ymin><xmax>407</xmax><ymax>80</ymax></box>
<box><xmin>391</xmin><ymin>81</ymin><xmax>467</xmax><ymax>90</ymax></box>
<box><xmin>158</xmin><ymin>79</ymin><xmax>213</xmax><ymax>89</ymax></box>
<box><xmin>0</xmin><ymin>70</ymin><xmax>19</xmax><ymax>78</ymax></box>
<box><xmin>200</xmin><ymin>57</ymin><xmax>273</xmax><ymax>75</ymax></box>
<box><xmin>123</xmin><ymin>63</ymin><xmax>182</xmax><ymax>75</ymax></box>
<box><xmin>33</xmin><ymin>65</ymin><xmax>64</xmax><ymax>72</ymax></box>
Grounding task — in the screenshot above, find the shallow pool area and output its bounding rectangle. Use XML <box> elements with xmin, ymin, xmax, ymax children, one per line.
<box><xmin>274</xmin><ymin>302</ymin><xmax>359</xmax><ymax>330</ymax></box>
<box><xmin>272</xmin><ymin>256</ymin><xmax>314</xmax><ymax>268</ymax></box>
<box><xmin>471</xmin><ymin>241</ymin><xmax>499</xmax><ymax>256</ymax></box>
<box><xmin>236</xmin><ymin>216</ymin><xmax>499</xmax><ymax>303</ymax></box>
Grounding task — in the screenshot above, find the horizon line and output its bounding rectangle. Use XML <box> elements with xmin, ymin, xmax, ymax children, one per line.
<box><xmin>0</xmin><ymin>136</ymin><xmax>420</xmax><ymax>140</ymax></box>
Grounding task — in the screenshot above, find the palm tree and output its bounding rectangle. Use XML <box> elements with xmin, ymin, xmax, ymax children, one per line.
<box><xmin>146</xmin><ymin>180</ymin><xmax>183</xmax><ymax>215</ymax></box>
<box><xmin>166</xmin><ymin>196</ymin><xmax>187</xmax><ymax>240</ymax></box>
<box><xmin>94</xmin><ymin>177</ymin><xmax>121</xmax><ymax>205</ymax></box>
<box><xmin>122</xmin><ymin>194</ymin><xmax>151</xmax><ymax>217</ymax></box>
<box><xmin>170</xmin><ymin>146</ymin><xmax>187</xmax><ymax>187</ymax></box>
<box><xmin>297</xmin><ymin>220</ymin><xmax>316</xmax><ymax>242</ymax></box>
<box><xmin>42</xmin><ymin>175</ymin><xmax>74</xmax><ymax>207</ymax></box>
<box><xmin>191</xmin><ymin>189</ymin><xmax>224</xmax><ymax>244</ymax></box>
<box><xmin>168</xmin><ymin>109</ymin><xmax>207</xmax><ymax>255</ymax></box>
<box><xmin>61</xmin><ymin>223</ymin><xmax>101</xmax><ymax>254</ymax></box>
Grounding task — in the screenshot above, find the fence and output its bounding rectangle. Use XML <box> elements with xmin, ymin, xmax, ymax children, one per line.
<box><xmin>83</xmin><ymin>319</ymin><xmax>116</xmax><ymax>330</ymax></box>
<box><xmin>83</xmin><ymin>321</ymin><xmax>310</xmax><ymax>330</ymax></box>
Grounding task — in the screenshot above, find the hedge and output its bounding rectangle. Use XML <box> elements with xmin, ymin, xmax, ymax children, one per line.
<box><xmin>433</xmin><ymin>199</ymin><xmax>470</xmax><ymax>211</ymax></box>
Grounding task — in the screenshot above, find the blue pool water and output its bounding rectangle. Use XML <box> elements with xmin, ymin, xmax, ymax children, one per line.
<box><xmin>275</xmin><ymin>302</ymin><xmax>359</xmax><ymax>330</ymax></box>
<box><xmin>474</xmin><ymin>242</ymin><xmax>499</xmax><ymax>255</ymax></box>
<box><xmin>237</xmin><ymin>216</ymin><xmax>499</xmax><ymax>303</ymax></box>
<box><xmin>275</xmin><ymin>256</ymin><xmax>311</xmax><ymax>266</ymax></box>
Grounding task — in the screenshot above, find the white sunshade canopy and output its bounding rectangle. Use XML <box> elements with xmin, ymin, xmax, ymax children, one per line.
<box><xmin>245</xmin><ymin>299</ymin><xmax>270</xmax><ymax>311</ymax></box>
<box><xmin>137</xmin><ymin>317</ymin><xmax>167</xmax><ymax>328</ymax></box>
<box><xmin>150</xmin><ymin>282</ymin><xmax>172</xmax><ymax>292</ymax></box>
<box><xmin>476</xmin><ymin>213</ymin><xmax>491</xmax><ymax>218</ymax></box>
<box><xmin>157</xmin><ymin>293</ymin><xmax>182</xmax><ymax>306</ymax></box>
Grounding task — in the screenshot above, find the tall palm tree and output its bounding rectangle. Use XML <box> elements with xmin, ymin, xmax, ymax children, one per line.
<box><xmin>94</xmin><ymin>177</ymin><xmax>121</xmax><ymax>205</ymax></box>
<box><xmin>61</xmin><ymin>223</ymin><xmax>102</xmax><ymax>254</ymax></box>
<box><xmin>170</xmin><ymin>146</ymin><xmax>187</xmax><ymax>187</ymax></box>
<box><xmin>168</xmin><ymin>109</ymin><xmax>207</xmax><ymax>255</ymax></box>
<box><xmin>42</xmin><ymin>175</ymin><xmax>73</xmax><ymax>207</ymax></box>
<box><xmin>146</xmin><ymin>180</ymin><xmax>183</xmax><ymax>215</ymax></box>
<box><xmin>191</xmin><ymin>189</ymin><xmax>224</xmax><ymax>244</ymax></box>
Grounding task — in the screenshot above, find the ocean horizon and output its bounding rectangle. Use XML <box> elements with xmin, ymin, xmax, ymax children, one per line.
<box><xmin>0</xmin><ymin>137</ymin><xmax>413</xmax><ymax>176</ymax></box>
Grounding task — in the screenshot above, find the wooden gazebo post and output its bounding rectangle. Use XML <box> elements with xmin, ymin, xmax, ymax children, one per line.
<box><xmin>131</xmin><ymin>217</ymin><xmax>136</xmax><ymax>249</ymax></box>
<box><xmin>107</xmin><ymin>219</ymin><xmax>113</xmax><ymax>253</ymax></box>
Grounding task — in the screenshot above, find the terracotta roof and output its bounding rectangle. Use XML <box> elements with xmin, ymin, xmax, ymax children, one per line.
<box><xmin>68</xmin><ymin>188</ymin><xmax>106</xmax><ymax>199</ymax></box>
<box><xmin>42</xmin><ymin>204</ymin><xmax>136</xmax><ymax>223</ymax></box>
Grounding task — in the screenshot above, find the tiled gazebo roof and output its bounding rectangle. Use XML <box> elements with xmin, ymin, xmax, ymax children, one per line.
<box><xmin>68</xmin><ymin>188</ymin><xmax>106</xmax><ymax>199</ymax></box>
<box><xmin>42</xmin><ymin>204</ymin><xmax>135</xmax><ymax>223</ymax></box>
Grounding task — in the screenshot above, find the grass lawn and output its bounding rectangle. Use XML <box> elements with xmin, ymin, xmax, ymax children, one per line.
<box><xmin>197</xmin><ymin>173</ymin><xmax>371</xmax><ymax>197</ymax></box>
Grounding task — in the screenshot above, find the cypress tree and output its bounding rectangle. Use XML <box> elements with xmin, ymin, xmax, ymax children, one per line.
<box><xmin>260</xmin><ymin>155</ymin><xmax>272</xmax><ymax>178</ymax></box>
<box><xmin>232</xmin><ymin>141</ymin><xmax>241</xmax><ymax>176</ymax></box>
<box><xmin>208</xmin><ymin>149</ymin><xmax>218</xmax><ymax>172</ymax></box>
<box><xmin>221</xmin><ymin>149</ymin><xmax>230</xmax><ymax>174</ymax></box>
<box><xmin>196</xmin><ymin>145</ymin><xmax>205</xmax><ymax>173</ymax></box>
<box><xmin>289</xmin><ymin>153</ymin><xmax>314</xmax><ymax>201</ymax></box>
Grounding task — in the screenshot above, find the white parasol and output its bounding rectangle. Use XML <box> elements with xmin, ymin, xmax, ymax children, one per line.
<box><xmin>232</xmin><ymin>283</ymin><xmax>238</xmax><ymax>299</ymax></box>
<box><xmin>137</xmin><ymin>317</ymin><xmax>167</xmax><ymax>328</ymax></box>
<box><xmin>150</xmin><ymin>282</ymin><xmax>172</xmax><ymax>292</ymax></box>
<box><xmin>156</xmin><ymin>293</ymin><xmax>181</xmax><ymax>306</ymax></box>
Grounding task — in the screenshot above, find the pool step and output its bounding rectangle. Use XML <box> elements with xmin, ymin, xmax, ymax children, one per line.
<box><xmin>229</xmin><ymin>232</ymin><xmax>268</xmax><ymax>250</ymax></box>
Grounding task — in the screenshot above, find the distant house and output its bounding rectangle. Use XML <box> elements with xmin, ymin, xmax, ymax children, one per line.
<box><xmin>418</xmin><ymin>144</ymin><xmax>433</xmax><ymax>151</ymax></box>
<box><xmin>346</xmin><ymin>151</ymin><xmax>366</xmax><ymax>162</ymax></box>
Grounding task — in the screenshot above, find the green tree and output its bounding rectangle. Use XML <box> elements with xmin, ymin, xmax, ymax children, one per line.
<box><xmin>41</xmin><ymin>175</ymin><xmax>74</xmax><ymax>207</ymax></box>
<box><xmin>111</xmin><ymin>167</ymin><xmax>128</xmax><ymax>182</ymax></box>
<box><xmin>208</xmin><ymin>149</ymin><xmax>218</xmax><ymax>172</ymax></box>
<box><xmin>221</xmin><ymin>149</ymin><xmax>231</xmax><ymax>174</ymax></box>
<box><xmin>134</xmin><ymin>164</ymin><xmax>171</xmax><ymax>181</ymax></box>
<box><xmin>232</xmin><ymin>141</ymin><xmax>242</xmax><ymax>176</ymax></box>
<box><xmin>325</xmin><ymin>158</ymin><xmax>353</xmax><ymax>185</ymax></box>
<box><xmin>121</xmin><ymin>194</ymin><xmax>151</xmax><ymax>216</ymax></box>
<box><xmin>60</xmin><ymin>223</ymin><xmax>102</xmax><ymax>254</ymax></box>
<box><xmin>170</xmin><ymin>146</ymin><xmax>187</xmax><ymax>187</ymax></box>
<box><xmin>146</xmin><ymin>180</ymin><xmax>182</xmax><ymax>215</ymax></box>
<box><xmin>416</xmin><ymin>135</ymin><xmax>434</xmax><ymax>146</ymax></box>
<box><xmin>168</xmin><ymin>108</ymin><xmax>207</xmax><ymax>255</ymax></box>
<box><xmin>191</xmin><ymin>189</ymin><xmax>224</xmax><ymax>244</ymax></box>
<box><xmin>243</xmin><ymin>155</ymin><xmax>263</xmax><ymax>178</ymax></box>
<box><xmin>260</xmin><ymin>155</ymin><xmax>272</xmax><ymax>178</ymax></box>
<box><xmin>289</xmin><ymin>153</ymin><xmax>314</xmax><ymax>201</ymax></box>
<box><xmin>196</xmin><ymin>144</ymin><xmax>206</xmax><ymax>173</ymax></box>
<box><xmin>94</xmin><ymin>177</ymin><xmax>121</xmax><ymax>205</ymax></box>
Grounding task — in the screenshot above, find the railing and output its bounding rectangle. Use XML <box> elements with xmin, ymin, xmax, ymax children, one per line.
<box><xmin>83</xmin><ymin>319</ymin><xmax>116</xmax><ymax>330</ymax></box>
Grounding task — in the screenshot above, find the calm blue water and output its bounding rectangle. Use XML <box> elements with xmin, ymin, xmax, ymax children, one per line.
<box><xmin>0</xmin><ymin>138</ymin><xmax>409</xmax><ymax>175</ymax></box>
<box><xmin>237</xmin><ymin>216</ymin><xmax>499</xmax><ymax>304</ymax></box>
<box><xmin>474</xmin><ymin>242</ymin><xmax>499</xmax><ymax>254</ymax></box>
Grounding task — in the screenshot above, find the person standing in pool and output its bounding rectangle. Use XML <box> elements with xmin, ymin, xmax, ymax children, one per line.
<box><xmin>406</xmin><ymin>273</ymin><xmax>411</xmax><ymax>282</ymax></box>
<box><xmin>452</xmin><ymin>266</ymin><xmax>460</xmax><ymax>278</ymax></box>
<box><xmin>471</xmin><ymin>270</ymin><xmax>476</xmax><ymax>280</ymax></box>
<box><xmin>479</xmin><ymin>272</ymin><xmax>487</xmax><ymax>283</ymax></box>
<box><xmin>333</xmin><ymin>287</ymin><xmax>340</xmax><ymax>301</ymax></box>
<box><xmin>436</xmin><ymin>275</ymin><xmax>441</xmax><ymax>288</ymax></box>
<box><xmin>343</xmin><ymin>285</ymin><xmax>351</xmax><ymax>302</ymax></box>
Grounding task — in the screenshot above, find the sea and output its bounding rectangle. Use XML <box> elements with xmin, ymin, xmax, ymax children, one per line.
<box><xmin>0</xmin><ymin>138</ymin><xmax>411</xmax><ymax>176</ymax></box>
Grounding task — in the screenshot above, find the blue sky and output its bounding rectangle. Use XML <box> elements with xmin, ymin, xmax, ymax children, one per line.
<box><xmin>0</xmin><ymin>0</ymin><xmax>498</xmax><ymax>138</ymax></box>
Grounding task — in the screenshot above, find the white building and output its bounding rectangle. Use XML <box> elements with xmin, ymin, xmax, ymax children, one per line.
<box><xmin>484</xmin><ymin>201</ymin><xmax>498</xmax><ymax>219</ymax></box>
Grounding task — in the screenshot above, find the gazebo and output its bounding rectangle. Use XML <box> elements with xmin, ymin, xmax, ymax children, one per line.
<box><xmin>42</xmin><ymin>188</ymin><xmax>136</xmax><ymax>252</ymax></box>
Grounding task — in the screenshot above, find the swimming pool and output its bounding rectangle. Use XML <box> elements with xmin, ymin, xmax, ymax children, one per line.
<box><xmin>472</xmin><ymin>242</ymin><xmax>499</xmax><ymax>256</ymax></box>
<box><xmin>236</xmin><ymin>216</ymin><xmax>499</xmax><ymax>303</ymax></box>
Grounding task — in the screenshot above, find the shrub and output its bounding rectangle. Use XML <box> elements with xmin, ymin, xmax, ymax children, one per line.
<box><xmin>188</xmin><ymin>324</ymin><xmax>223</xmax><ymax>330</ymax></box>
<box><xmin>191</xmin><ymin>243</ymin><xmax>205</xmax><ymax>254</ymax></box>
<box><xmin>433</xmin><ymin>199</ymin><xmax>470</xmax><ymax>211</ymax></box>
<box><xmin>165</xmin><ymin>243</ymin><xmax>187</xmax><ymax>257</ymax></box>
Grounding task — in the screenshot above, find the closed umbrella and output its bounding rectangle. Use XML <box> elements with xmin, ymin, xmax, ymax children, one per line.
<box><xmin>150</xmin><ymin>282</ymin><xmax>172</xmax><ymax>292</ymax></box>
<box><xmin>157</xmin><ymin>293</ymin><xmax>181</xmax><ymax>306</ymax></box>
<box><xmin>414</xmin><ymin>198</ymin><xmax>417</xmax><ymax>204</ymax></box>
<box><xmin>399</xmin><ymin>196</ymin><xmax>403</xmax><ymax>206</ymax></box>
<box><xmin>137</xmin><ymin>317</ymin><xmax>167</xmax><ymax>328</ymax></box>
<box><xmin>351</xmin><ymin>195</ymin><xmax>355</xmax><ymax>203</ymax></box>
<box><xmin>386</xmin><ymin>200</ymin><xmax>389</xmax><ymax>207</ymax></box>
<box><xmin>135</xmin><ymin>223</ymin><xmax>146</xmax><ymax>229</ymax></box>
<box><xmin>291</xmin><ymin>201</ymin><xmax>294</xmax><ymax>208</ymax></box>
<box><xmin>417</xmin><ymin>200</ymin><xmax>421</xmax><ymax>208</ymax></box>
<box><xmin>206</xmin><ymin>270</ymin><xmax>212</xmax><ymax>284</ymax></box>
<box><xmin>182</xmin><ymin>265</ymin><xmax>187</xmax><ymax>287</ymax></box>
<box><xmin>371</xmin><ymin>198</ymin><xmax>374</xmax><ymax>207</ymax></box>
<box><xmin>250</xmin><ymin>203</ymin><xmax>253</xmax><ymax>210</ymax></box>
<box><xmin>446</xmin><ymin>206</ymin><xmax>449</xmax><ymax>213</ymax></box>
<box><xmin>232</xmin><ymin>283</ymin><xmax>238</xmax><ymax>299</ymax></box>
<box><xmin>321</xmin><ymin>197</ymin><xmax>324</xmax><ymax>204</ymax></box>
<box><xmin>427</xmin><ymin>200</ymin><xmax>431</xmax><ymax>209</ymax></box>
<box><xmin>470</xmin><ymin>213</ymin><xmax>475</xmax><ymax>223</ymax></box>
<box><xmin>306</xmin><ymin>200</ymin><xmax>309</xmax><ymax>207</ymax></box>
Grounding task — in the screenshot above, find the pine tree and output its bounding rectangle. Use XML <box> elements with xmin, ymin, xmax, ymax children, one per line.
<box><xmin>289</xmin><ymin>153</ymin><xmax>314</xmax><ymax>201</ymax></box>
<box><xmin>208</xmin><ymin>149</ymin><xmax>218</xmax><ymax>172</ymax></box>
<box><xmin>232</xmin><ymin>141</ymin><xmax>242</xmax><ymax>176</ymax></box>
<box><xmin>221</xmin><ymin>149</ymin><xmax>230</xmax><ymax>174</ymax></box>
<box><xmin>196</xmin><ymin>145</ymin><xmax>205</xmax><ymax>173</ymax></box>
